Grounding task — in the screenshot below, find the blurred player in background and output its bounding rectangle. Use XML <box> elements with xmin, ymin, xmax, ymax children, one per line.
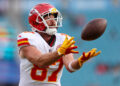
<box><xmin>17</xmin><ymin>3</ymin><xmax>101</xmax><ymax>86</ymax></box>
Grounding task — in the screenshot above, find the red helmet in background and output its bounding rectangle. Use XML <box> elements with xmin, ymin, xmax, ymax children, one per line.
<box><xmin>28</xmin><ymin>3</ymin><xmax>62</xmax><ymax>35</ymax></box>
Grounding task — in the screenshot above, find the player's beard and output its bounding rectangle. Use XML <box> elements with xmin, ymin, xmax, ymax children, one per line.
<box><xmin>46</xmin><ymin>28</ymin><xmax>57</xmax><ymax>35</ymax></box>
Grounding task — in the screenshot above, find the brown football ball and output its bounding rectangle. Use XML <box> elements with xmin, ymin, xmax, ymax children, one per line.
<box><xmin>81</xmin><ymin>18</ymin><xmax>107</xmax><ymax>41</ymax></box>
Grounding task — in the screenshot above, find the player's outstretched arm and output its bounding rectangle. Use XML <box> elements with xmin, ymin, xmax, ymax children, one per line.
<box><xmin>63</xmin><ymin>48</ymin><xmax>101</xmax><ymax>72</ymax></box>
<box><xmin>19</xmin><ymin>36</ymin><xmax>78</xmax><ymax>68</ymax></box>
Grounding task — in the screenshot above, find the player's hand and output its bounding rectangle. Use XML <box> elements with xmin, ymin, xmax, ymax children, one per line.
<box><xmin>57</xmin><ymin>36</ymin><xmax>79</xmax><ymax>56</ymax></box>
<box><xmin>78</xmin><ymin>48</ymin><xmax>101</xmax><ymax>66</ymax></box>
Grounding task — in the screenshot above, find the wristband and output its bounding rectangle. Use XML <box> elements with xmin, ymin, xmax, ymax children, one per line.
<box><xmin>68</xmin><ymin>61</ymin><xmax>77</xmax><ymax>72</ymax></box>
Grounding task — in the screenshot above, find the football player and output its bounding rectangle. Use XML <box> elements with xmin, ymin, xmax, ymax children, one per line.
<box><xmin>17</xmin><ymin>3</ymin><xmax>101</xmax><ymax>86</ymax></box>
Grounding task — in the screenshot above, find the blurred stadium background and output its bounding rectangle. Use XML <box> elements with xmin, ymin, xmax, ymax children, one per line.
<box><xmin>0</xmin><ymin>0</ymin><xmax>120</xmax><ymax>86</ymax></box>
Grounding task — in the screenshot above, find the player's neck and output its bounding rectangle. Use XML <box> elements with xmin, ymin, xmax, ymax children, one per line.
<box><xmin>36</xmin><ymin>31</ymin><xmax>52</xmax><ymax>42</ymax></box>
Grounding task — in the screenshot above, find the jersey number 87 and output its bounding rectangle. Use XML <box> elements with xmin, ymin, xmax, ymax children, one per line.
<box><xmin>30</xmin><ymin>59</ymin><xmax>63</xmax><ymax>82</ymax></box>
